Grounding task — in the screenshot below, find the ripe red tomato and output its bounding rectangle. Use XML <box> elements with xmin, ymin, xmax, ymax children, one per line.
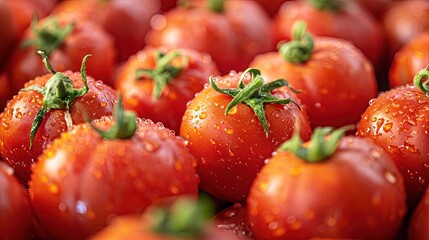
<box><xmin>0</xmin><ymin>53</ymin><xmax>116</xmax><ymax>185</ymax></box>
<box><xmin>248</xmin><ymin>128</ymin><xmax>406</xmax><ymax>239</ymax></box>
<box><xmin>115</xmin><ymin>46</ymin><xmax>219</xmax><ymax>134</ymax></box>
<box><xmin>0</xmin><ymin>71</ymin><xmax>14</xmax><ymax>111</ymax></box>
<box><xmin>251</xmin><ymin>22</ymin><xmax>378</xmax><ymax>129</ymax></box>
<box><xmin>356</xmin><ymin>68</ymin><xmax>429</xmax><ymax>209</ymax></box>
<box><xmin>273</xmin><ymin>0</ymin><xmax>384</xmax><ymax>65</ymax></box>
<box><xmin>52</xmin><ymin>0</ymin><xmax>161</xmax><ymax>62</ymax></box>
<box><xmin>213</xmin><ymin>203</ymin><xmax>253</xmax><ymax>239</ymax></box>
<box><xmin>389</xmin><ymin>32</ymin><xmax>429</xmax><ymax>88</ymax></box>
<box><xmin>0</xmin><ymin>0</ymin><xmax>16</xmax><ymax>67</ymax></box>
<box><xmin>146</xmin><ymin>0</ymin><xmax>274</xmax><ymax>74</ymax></box>
<box><xmin>180</xmin><ymin>69</ymin><xmax>312</xmax><ymax>203</ymax></box>
<box><xmin>0</xmin><ymin>162</ymin><xmax>32</xmax><ymax>240</ymax></box>
<box><xmin>7</xmin><ymin>13</ymin><xmax>117</xmax><ymax>91</ymax></box>
<box><xmin>30</xmin><ymin>112</ymin><xmax>200</xmax><ymax>239</ymax></box>
<box><xmin>251</xmin><ymin>0</ymin><xmax>291</xmax><ymax>16</ymax></box>
<box><xmin>408</xmin><ymin>186</ymin><xmax>429</xmax><ymax>240</ymax></box>
<box><xmin>355</xmin><ymin>0</ymin><xmax>392</xmax><ymax>18</ymax></box>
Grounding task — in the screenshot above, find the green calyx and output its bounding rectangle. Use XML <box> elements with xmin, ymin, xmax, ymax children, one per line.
<box><xmin>279</xmin><ymin>125</ymin><xmax>354</xmax><ymax>162</ymax></box>
<box><xmin>210</xmin><ymin>68</ymin><xmax>300</xmax><ymax>137</ymax></box>
<box><xmin>21</xmin><ymin>16</ymin><xmax>75</xmax><ymax>56</ymax></box>
<box><xmin>208</xmin><ymin>0</ymin><xmax>224</xmax><ymax>13</ymax></box>
<box><xmin>21</xmin><ymin>51</ymin><xmax>90</xmax><ymax>148</ymax></box>
<box><xmin>90</xmin><ymin>94</ymin><xmax>137</xmax><ymax>140</ymax></box>
<box><xmin>413</xmin><ymin>67</ymin><xmax>429</xmax><ymax>96</ymax></box>
<box><xmin>307</xmin><ymin>0</ymin><xmax>343</xmax><ymax>12</ymax></box>
<box><xmin>150</xmin><ymin>195</ymin><xmax>214</xmax><ymax>238</ymax></box>
<box><xmin>135</xmin><ymin>51</ymin><xmax>188</xmax><ymax>100</ymax></box>
<box><xmin>279</xmin><ymin>21</ymin><xmax>314</xmax><ymax>64</ymax></box>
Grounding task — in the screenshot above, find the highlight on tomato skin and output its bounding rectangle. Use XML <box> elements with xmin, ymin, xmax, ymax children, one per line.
<box><xmin>408</xmin><ymin>186</ymin><xmax>429</xmax><ymax>240</ymax></box>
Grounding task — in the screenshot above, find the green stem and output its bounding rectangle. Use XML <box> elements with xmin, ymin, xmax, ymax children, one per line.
<box><xmin>208</xmin><ymin>0</ymin><xmax>224</xmax><ymax>13</ymax></box>
<box><xmin>279</xmin><ymin>125</ymin><xmax>354</xmax><ymax>162</ymax></box>
<box><xmin>307</xmin><ymin>0</ymin><xmax>343</xmax><ymax>12</ymax></box>
<box><xmin>210</xmin><ymin>68</ymin><xmax>300</xmax><ymax>137</ymax></box>
<box><xmin>90</xmin><ymin>94</ymin><xmax>137</xmax><ymax>140</ymax></box>
<box><xmin>413</xmin><ymin>67</ymin><xmax>429</xmax><ymax>96</ymax></box>
<box><xmin>279</xmin><ymin>21</ymin><xmax>314</xmax><ymax>64</ymax></box>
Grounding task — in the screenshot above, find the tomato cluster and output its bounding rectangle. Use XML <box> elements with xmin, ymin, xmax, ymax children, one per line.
<box><xmin>0</xmin><ymin>0</ymin><xmax>428</xmax><ymax>239</ymax></box>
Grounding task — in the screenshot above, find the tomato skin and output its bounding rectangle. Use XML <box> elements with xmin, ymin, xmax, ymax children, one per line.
<box><xmin>251</xmin><ymin>37</ymin><xmax>378</xmax><ymax>129</ymax></box>
<box><xmin>7</xmin><ymin>14</ymin><xmax>117</xmax><ymax>91</ymax></box>
<box><xmin>0</xmin><ymin>162</ymin><xmax>32</xmax><ymax>240</ymax></box>
<box><xmin>213</xmin><ymin>203</ymin><xmax>253</xmax><ymax>239</ymax></box>
<box><xmin>389</xmin><ymin>32</ymin><xmax>429</xmax><ymax>88</ymax></box>
<box><xmin>356</xmin><ymin>85</ymin><xmax>429</xmax><ymax>209</ymax></box>
<box><xmin>247</xmin><ymin>136</ymin><xmax>406</xmax><ymax>239</ymax></box>
<box><xmin>146</xmin><ymin>0</ymin><xmax>274</xmax><ymax>74</ymax></box>
<box><xmin>251</xmin><ymin>0</ymin><xmax>291</xmax><ymax>16</ymax></box>
<box><xmin>273</xmin><ymin>0</ymin><xmax>383</xmax><ymax>65</ymax></box>
<box><xmin>180</xmin><ymin>71</ymin><xmax>312</xmax><ymax>203</ymax></box>
<box><xmin>0</xmin><ymin>72</ymin><xmax>116</xmax><ymax>185</ymax></box>
<box><xmin>116</xmin><ymin>47</ymin><xmax>219</xmax><ymax>134</ymax></box>
<box><xmin>408</xmin><ymin>187</ymin><xmax>429</xmax><ymax>240</ymax></box>
<box><xmin>30</xmin><ymin>117</ymin><xmax>199</xmax><ymax>239</ymax></box>
<box><xmin>0</xmin><ymin>0</ymin><xmax>16</xmax><ymax>68</ymax></box>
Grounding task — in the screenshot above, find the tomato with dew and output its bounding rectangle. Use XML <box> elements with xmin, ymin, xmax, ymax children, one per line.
<box><xmin>408</xmin><ymin>186</ymin><xmax>429</xmax><ymax>240</ymax></box>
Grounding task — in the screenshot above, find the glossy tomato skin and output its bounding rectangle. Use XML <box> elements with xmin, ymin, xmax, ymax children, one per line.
<box><xmin>247</xmin><ymin>136</ymin><xmax>406</xmax><ymax>239</ymax></box>
<box><xmin>116</xmin><ymin>46</ymin><xmax>219</xmax><ymax>134</ymax></box>
<box><xmin>0</xmin><ymin>72</ymin><xmax>116</xmax><ymax>185</ymax></box>
<box><xmin>146</xmin><ymin>0</ymin><xmax>274</xmax><ymax>74</ymax></box>
<box><xmin>0</xmin><ymin>0</ymin><xmax>16</xmax><ymax>68</ymax></box>
<box><xmin>408</xmin><ymin>187</ymin><xmax>429</xmax><ymax>240</ymax></box>
<box><xmin>30</xmin><ymin>117</ymin><xmax>199</xmax><ymax>239</ymax></box>
<box><xmin>180</xmin><ymin>72</ymin><xmax>312</xmax><ymax>203</ymax></box>
<box><xmin>251</xmin><ymin>0</ymin><xmax>291</xmax><ymax>16</ymax></box>
<box><xmin>0</xmin><ymin>162</ymin><xmax>32</xmax><ymax>240</ymax></box>
<box><xmin>356</xmin><ymin>85</ymin><xmax>429</xmax><ymax>209</ymax></box>
<box><xmin>389</xmin><ymin>32</ymin><xmax>429</xmax><ymax>88</ymax></box>
<box><xmin>213</xmin><ymin>203</ymin><xmax>254</xmax><ymax>239</ymax></box>
<box><xmin>273</xmin><ymin>0</ymin><xmax>384</xmax><ymax>65</ymax></box>
<box><xmin>52</xmin><ymin>0</ymin><xmax>161</xmax><ymax>62</ymax></box>
<box><xmin>251</xmin><ymin>37</ymin><xmax>378</xmax><ymax>129</ymax></box>
<box><xmin>7</xmin><ymin>14</ymin><xmax>117</xmax><ymax>91</ymax></box>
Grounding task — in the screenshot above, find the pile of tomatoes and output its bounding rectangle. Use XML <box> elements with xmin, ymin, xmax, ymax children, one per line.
<box><xmin>0</xmin><ymin>0</ymin><xmax>428</xmax><ymax>239</ymax></box>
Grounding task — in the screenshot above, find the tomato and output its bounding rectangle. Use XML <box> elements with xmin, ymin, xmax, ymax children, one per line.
<box><xmin>30</xmin><ymin>102</ymin><xmax>199</xmax><ymax>239</ymax></box>
<box><xmin>180</xmin><ymin>68</ymin><xmax>312</xmax><ymax>203</ymax></box>
<box><xmin>251</xmin><ymin>0</ymin><xmax>291</xmax><ymax>16</ymax></box>
<box><xmin>0</xmin><ymin>162</ymin><xmax>32</xmax><ymax>240</ymax></box>
<box><xmin>383</xmin><ymin>0</ymin><xmax>429</xmax><ymax>57</ymax></box>
<box><xmin>0</xmin><ymin>0</ymin><xmax>16</xmax><ymax>68</ymax></box>
<box><xmin>273</xmin><ymin>0</ymin><xmax>384</xmax><ymax>66</ymax></box>
<box><xmin>52</xmin><ymin>0</ymin><xmax>161</xmax><ymax>62</ymax></box>
<box><xmin>0</xmin><ymin>71</ymin><xmax>14</xmax><ymax>111</ymax></box>
<box><xmin>213</xmin><ymin>203</ymin><xmax>253</xmax><ymax>239</ymax></box>
<box><xmin>0</xmin><ymin>53</ymin><xmax>116</xmax><ymax>185</ymax></box>
<box><xmin>356</xmin><ymin>67</ymin><xmax>429</xmax><ymax>209</ymax></box>
<box><xmin>7</xmin><ymin>13</ymin><xmax>117</xmax><ymax>91</ymax></box>
<box><xmin>116</xmin><ymin>46</ymin><xmax>219</xmax><ymax>134</ymax></box>
<box><xmin>408</xmin><ymin>186</ymin><xmax>429</xmax><ymax>240</ymax></box>
<box><xmin>251</xmin><ymin>21</ymin><xmax>378</xmax><ymax>129</ymax></box>
<box><xmin>247</xmin><ymin>127</ymin><xmax>406</xmax><ymax>239</ymax></box>
<box><xmin>146</xmin><ymin>0</ymin><xmax>274</xmax><ymax>74</ymax></box>
<box><xmin>355</xmin><ymin>0</ymin><xmax>392</xmax><ymax>18</ymax></box>
<box><xmin>389</xmin><ymin>32</ymin><xmax>429</xmax><ymax>88</ymax></box>
<box><xmin>160</xmin><ymin>0</ymin><xmax>176</xmax><ymax>12</ymax></box>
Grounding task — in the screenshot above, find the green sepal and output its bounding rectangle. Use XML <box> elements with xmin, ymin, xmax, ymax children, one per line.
<box><xmin>413</xmin><ymin>67</ymin><xmax>429</xmax><ymax>96</ymax></box>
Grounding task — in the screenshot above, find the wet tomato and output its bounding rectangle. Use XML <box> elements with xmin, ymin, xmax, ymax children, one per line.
<box><xmin>180</xmin><ymin>68</ymin><xmax>311</xmax><ymax>203</ymax></box>
<box><xmin>0</xmin><ymin>53</ymin><xmax>116</xmax><ymax>185</ymax></box>
<box><xmin>213</xmin><ymin>203</ymin><xmax>253</xmax><ymax>239</ymax></box>
<box><xmin>115</xmin><ymin>46</ymin><xmax>219</xmax><ymax>134</ymax></box>
<box><xmin>248</xmin><ymin>127</ymin><xmax>406</xmax><ymax>239</ymax></box>
<box><xmin>408</xmin><ymin>186</ymin><xmax>429</xmax><ymax>240</ymax></box>
<box><xmin>356</xmin><ymin>67</ymin><xmax>429</xmax><ymax>209</ymax></box>
<box><xmin>0</xmin><ymin>0</ymin><xmax>16</xmax><ymax>68</ymax></box>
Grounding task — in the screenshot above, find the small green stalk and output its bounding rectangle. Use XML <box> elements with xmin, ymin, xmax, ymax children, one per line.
<box><xmin>307</xmin><ymin>0</ymin><xmax>343</xmax><ymax>12</ymax></box>
<box><xmin>208</xmin><ymin>0</ymin><xmax>224</xmax><ymax>13</ymax></box>
<box><xmin>279</xmin><ymin>21</ymin><xmax>314</xmax><ymax>64</ymax></box>
<box><xmin>90</xmin><ymin>94</ymin><xmax>137</xmax><ymax>140</ymax></box>
<box><xmin>210</xmin><ymin>68</ymin><xmax>300</xmax><ymax>137</ymax></box>
<box><xmin>21</xmin><ymin>16</ymin><xmax>74</xmax><ymax>56</ymax></box>
<box><xmin>413</xmin><ymin>67</ymin><xmax>429</xmax><ymax>96</ymax></box>
<box><xmin>21</xmin><ymin>51</ymin><xmax>90</xmax><ymax>148</ymax></box>
<box><xmin>279</xmin><ymin>125</ymin><xmax>354</xmax><ymax>162</ymax></box>
<box><xmin>135</xmin><ymin>51</ymin><xmax>188</xmax><ymax>100</ymax></box>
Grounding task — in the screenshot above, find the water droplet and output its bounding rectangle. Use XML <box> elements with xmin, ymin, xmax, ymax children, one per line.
<box><xmin>259</xmin><ymin>182</ymin><xmax>268</xmax><ymax>192</ymax></box>
<box><xmin>383</xmin><ymin>122</ymin><xmax>393</xmax><ymax>132</ymax></box>
<box><xmin>1</xmin><ymin>121</ymin><xmax>9</xmax><ymax>130</ymax></box>
<box><xmin>268</xmin><ymin>221</ymin><xmax>279</xmax><ymax>230</ymax></box>
<box><xmin>143</xmin><ymin>140</ymin><xmax>159</xmax><ymax>152</ymax></box>
<box><xmin>194</xmin><ymin>105</ymin><xmax>200</xmax><ymax>111</ymax></box>
<box><xmin>228</xmin><ymin>149</ymin><xmax>235</xmax><ymax>156</ymax></box>
<box><xmin>209</xmin><ymin>139</ymin><xmax>216</xmax><ymax>144</ymax></box>
<box><xmin>58</xmin><ymin>203</ymin><xmax>66</xmax><ymax>212</ymax></box>
<box><xmin>369</xmin><ymin>99</ymin><xmax>375</xmax><ymax>105</ymax></box>
<box><xmin>100</xmin><ymin>102</ymin><xmax>107</xmax><ymax>107</ymax></box>
<box><xmin>225</xmin><ymin>127</ymin><xmax>234</xmax><ymax>135</ymax></box>
<box><xmin>199</xmin><ymin>112</ymin><xmax>207</xmax><ymax>119</ymax></box>
<box><xmin>228</xmin><ymin>106</ymin><xmax>238</xmax><ymax>115</ymax></box>
<box><xmin>15</xmin><ymin>112</ymin><xmax>23</xmax><ymax>119</ymax></box>
<box><xmin>213</xmin><ymin>123</ymin><xmax>220</xmax><ymax>129</ymax></box>
<box><xmin>371</xmin><ymin>117</ymin><xmax>377</xmax><ymax>122</ymax></box>
<box><xmin>384</xmin><ymin>171</ymin><xmax>397</xmax><ymax>184</ymax></box>
<box><xmin>91</xmin><ymin>168</ymin><xmax>102</xmax><ymax>179</ymax></box>
<box><xmin>169</xmin><ymin>184</ymin><xmax>180</xmax><ymax>194</ymax></box>
<box><xmin>49</xmin><ymin>183</ymin><xmax>59</xmax><ymax>194</ymax></box>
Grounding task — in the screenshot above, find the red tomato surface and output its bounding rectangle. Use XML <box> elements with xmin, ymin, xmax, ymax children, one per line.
<box><xmin>30</xmin><ymin>117</ymin><xmax>199</xmax><ymax>239</ymax></box>
<box><xmin>0</xmin><ymin>162</ymin><xmax>32</xmax><ymax>240</ymax></box>
<box><xmin>0</xmin><ymin>0</ymin><xmax>16</xmax><ymax>67</ymax></box>
<box><xmin>146</xmin><ymin>0</ymin><xmax>274</xmax><ymax>74</ymax></box>
<box><xmin>251</xmin><ymin>37</ymin><xmax>378</xmax><ymax>129</ymax></box>
<box><xmin>252</xmin><ymin>0</ymin><xmax>290</xmax><ymax>16</ymax></box>
<box><xmin>7</xmin><ymin>13</ymin><xmax>117</xmax><ymax>91</ymax></box>
<box><xmin>0</xmin><ymin>71</ymin><xmax>14</xmax><ymax>111</ymax></box>
<box><xmin>357</xmin><ymin>84</ymin><xmax>429</xmax><ymax>209</ymax></box>
<box><xmin>248</xmin><ymin>136</ymin><xmax>406</xmax><ymax>239</ymax></box>
<box><xmin>273</xmin><ymin>0</ymin><xmax>384</xmax><ymax>65</ymax></box>
<box><xmin>180</xmin><ymin>70</ymin><xmax>312</xmax><ymax>203</ymax></box>
<box><xmin>408</xmin><ymin>186</ymin><xmax>429</xmax><ymax>240</ymax></box>
<box><xmin>213</xmin><ymin>203</ymin><xmax>253</xmax><ymax>239</ymax></box>
<box><xmin>0</xmin><ymin>71</ymin><xmax>116</xmax><ymax>185</ymax></box>
<box><xmin>389</xmin><ymin>32</ymin><xmax>429</xmax><ymax>88</ymax></box>
<box><xmin>115</xmin><ymin>46</ymin><xmax>219</xmax><ymax>134</ymax></box>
